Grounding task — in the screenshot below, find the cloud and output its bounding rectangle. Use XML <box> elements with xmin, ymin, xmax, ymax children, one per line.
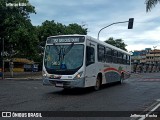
<box><xmin>29</xmin><ymin>0</ymin><xmax>160</xmax><ymax>51</ymax></box>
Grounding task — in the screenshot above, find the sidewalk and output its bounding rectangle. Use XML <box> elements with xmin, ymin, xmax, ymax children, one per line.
<box><xmin>1</xmin><ymin>72</ymin><xmax>42</xmax><ymax>80</ymax></box>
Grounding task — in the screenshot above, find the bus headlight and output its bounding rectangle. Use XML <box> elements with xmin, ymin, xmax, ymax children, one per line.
<box><xmin>74</xmin><ymin>71</ymin><xmax>83</xmax><ymax>79</ymax></box>
<box><xmin>42</xmin><ymin>70</ymin><xmax>47</xmax><ymax>78</ymax></box>
<box><xmin>43</xmin><ymin>74</ymin><xmax>47</xmax><ymax>77</ymax></box>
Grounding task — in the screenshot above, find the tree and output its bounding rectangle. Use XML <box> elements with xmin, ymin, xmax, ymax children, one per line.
<box><xmin>0</xmin><ymin>0</ymin><xmax>37</xmax><ymax>60</ymax></box>
<box><xmin>37</xmin><ymin>21</ymin><xmax>88</xmax><ymax>46</ymax></box>
<box><xmin>65</xmin><ymin>23</ymin><xmax>87</xmax><ymax>35</ymax></box>
<box><xmin>0</xmin><ymin>0</ymin><xmax>88</xmax><ymax>64</ymax></box>
<box><xmin>104</xmin><ymin>37</ymin><xmax>127</xmax><ymax>51</ymax></box>
<box><xmin>145</xmin><ymin>0</ymin><xmax>160</xmax><ymax>12</ymax></box>
<box><xmin>36</xmin><ymin>20</ymin><xmax>65</xmax><ymax>44</ymax></box>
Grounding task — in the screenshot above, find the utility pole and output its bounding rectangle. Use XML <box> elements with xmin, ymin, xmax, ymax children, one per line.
<box><xmin>2</xmin><ymin>38</ymin><xmax>4</xmax><ymax>80</ymax></box>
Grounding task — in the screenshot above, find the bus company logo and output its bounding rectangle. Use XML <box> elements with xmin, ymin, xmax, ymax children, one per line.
<box><xmin>54</xmin><ymin>75</ymin><xmax>62</xmax><ymax>79</ymax></box>
<box><xmin>2</xmin><ymin>112</ymin><xmax>11</xmax><ymax>117</ymax></box>
<box><xmin>49</xmin><ymin>75</ymin><xmax>62</xmax><ymax>79</ymax></box>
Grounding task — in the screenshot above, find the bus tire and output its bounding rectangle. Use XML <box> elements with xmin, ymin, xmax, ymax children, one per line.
<box><xmin>94</xmin><ymin>77</ymin><xmax>101</xmax><ymax>91</ymax></box>
<box><xmin>120</xmin><ymin>73</ymin><xmax>124</xmax><ymax>84</ymax></box>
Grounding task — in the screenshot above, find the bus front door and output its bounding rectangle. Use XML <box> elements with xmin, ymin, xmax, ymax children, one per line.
<box><xmin>85</xmin><ymin>40</ymin><xmax>97</xmax><ymax>87</ymax></box>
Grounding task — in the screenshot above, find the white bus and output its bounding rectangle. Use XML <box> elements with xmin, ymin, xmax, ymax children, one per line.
<box><xmin>42</xmin><ymin>35</ymin><xmax>131</xmax><ymax>90</ymax></box>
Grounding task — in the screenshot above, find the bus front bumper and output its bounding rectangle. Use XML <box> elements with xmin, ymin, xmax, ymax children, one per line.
<box><xmin>43</xmin><ymin>78</ymin><xmax>85</xmax><ymax>88</ymax></box>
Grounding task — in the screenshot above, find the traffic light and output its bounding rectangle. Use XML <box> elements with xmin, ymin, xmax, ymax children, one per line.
<box><xmin>128</xmin><ymin>18</ymin><xmax>134</xmax><ymax>29</ymax></box>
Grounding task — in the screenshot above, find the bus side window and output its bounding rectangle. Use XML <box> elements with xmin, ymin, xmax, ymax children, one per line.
<box><xmin>106</xmin><ymin>47</ymin><xmax>112</xmax><ymax>63</ymax></box>
<box><xmin>118</xmin><ymin>52</ymin><xmax>123</xmax><ymax>64</ymax></box>
<box><xmin>112</xmin><ymin>50</ymin><xmax>118</xmax><ymax>63</ymax></box>
<box><xmin>97</xmin><ymin>45</ymin><xmax>105</xmax><ymax>62</ymax></box>
<box><xmin>127</xmin><ymin>55</ymin><xmax>130</xmax><ymax>65</ymax></box>
<box><xmin>126</xmin><ymin>55</ymin><xmax>128</xmax><ymax>65</ymax></box>
<box><xmin>86</xmin><ymin>46</ymin><xmax>95</xmax><ymax>66</ymax></box>
<box><xmin>123</xmin><ymin>54</ymin><xmax>127</xmax><ymax>65</ymax></box>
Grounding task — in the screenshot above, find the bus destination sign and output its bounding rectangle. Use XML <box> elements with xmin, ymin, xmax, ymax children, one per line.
<box><xmin>47</xmin><ymin>36</ymin><xmax>85</xmax><ymax>44</ymax></box>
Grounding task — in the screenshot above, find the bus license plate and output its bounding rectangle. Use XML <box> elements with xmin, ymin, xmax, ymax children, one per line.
<box><xmin>56</xmin><ymin>83</ymin><xmax>63</xmax><ymax>87</ymax></box>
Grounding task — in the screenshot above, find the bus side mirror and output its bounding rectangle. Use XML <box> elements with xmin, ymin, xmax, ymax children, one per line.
<box><xmin>128</xmin><ymin>18</ymin><xmax>134</xmax><ymax>29</ymax></box>
<box><xmin>38</xmin><ymin>41</ymin><xmax>45</xmax><ymax>51</ymax></box>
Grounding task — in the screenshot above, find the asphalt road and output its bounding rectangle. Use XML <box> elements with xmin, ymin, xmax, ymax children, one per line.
<box><xmin>0</xmin><ymin>73</ymin><xmax>160</xmax><ymax>120</ymax></box>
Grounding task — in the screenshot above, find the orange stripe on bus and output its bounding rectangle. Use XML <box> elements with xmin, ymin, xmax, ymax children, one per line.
<box><xmin>103</xmin><ymin>68</ymin><xmax>120</xmax><ymax>73</ymax></box>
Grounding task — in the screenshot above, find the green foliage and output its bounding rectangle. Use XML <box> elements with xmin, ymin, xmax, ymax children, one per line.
<box><xmin>105</xmin><ymin>37</ymin><xmax>127</xmax><ymax>51</ymax></box>
<box><xmin>65</xmin><ymin>23</ymin><xmax>87</xmax><ymax>35</ymax></box>
<box><xmin>37</xmin><ymin>21</ymin><xmax>87</xmax><ymax>44</ymax></box>
<box><xmin>0</xmin><ymin>0</ymin><xmax>37</xmax><ymax>60</ymax></box>
<box><xmin>145</xmin><ymin>0</ymin><xmax>160</xmax><ymax>12</ymax></box>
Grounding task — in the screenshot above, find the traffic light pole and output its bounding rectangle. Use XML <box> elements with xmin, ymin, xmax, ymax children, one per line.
<box><xmin>97</xmin><ymin>21</ymin><xmax>128</xmax><ymax>40</ymax></box>
<box><xmin>97</xmin><ymin>18</ymin><xmax>134</xmax><ymax>40</ymax></box>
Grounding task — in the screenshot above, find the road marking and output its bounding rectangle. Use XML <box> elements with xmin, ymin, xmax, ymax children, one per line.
<box><xmin>150</xmin><ymin>103</ymin><xmax>160</xmax><ymax>112</ymax></box>
<box><xmin>131</xmin><ymin>99</ymin><xmax>160</xmax><ymax>120</ymax></box>
<box><xmin>138</xmin><ymin>78</ymin><xmax>160</xmax><ymax>82</ymax></box>
<box><xmin>138</xmin><ymin>100</ymin><xmax>160</xmax><ymax>120</ymax></box>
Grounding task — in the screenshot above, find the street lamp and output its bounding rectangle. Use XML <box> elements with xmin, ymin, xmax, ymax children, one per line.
<box><xmin>97</xmin><ymin>18</ymin><xmax>134</xmax><ymax>40</ymax></box>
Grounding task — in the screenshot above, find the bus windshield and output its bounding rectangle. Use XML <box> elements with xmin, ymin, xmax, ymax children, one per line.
<box><xmin>44</xmin><ymin>44</ymin><xmax>84</xmax><ymax>75</ymax></box>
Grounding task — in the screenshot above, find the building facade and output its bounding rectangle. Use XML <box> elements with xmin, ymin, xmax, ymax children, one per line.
<box><xmin>131</xmin><ymin>48</ymin><xmax>160</xmax><ymax>72</ymax></box>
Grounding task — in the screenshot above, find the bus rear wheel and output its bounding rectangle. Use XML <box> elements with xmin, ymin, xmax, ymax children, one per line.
<box><xmin>94</xmin><ymin>77</ymin><xmax>101</xmax><ymax>91</ymax></box>
<box><xmin>120</xmin><ymin>73</ymin><xmax>124</xmax><ymax>84</ymax></box>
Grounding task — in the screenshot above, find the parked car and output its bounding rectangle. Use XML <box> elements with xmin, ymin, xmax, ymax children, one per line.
<box><xmin>24</xmin><ymin>64</ymin><xmax>39</xmax><ymax>72</ymax></box>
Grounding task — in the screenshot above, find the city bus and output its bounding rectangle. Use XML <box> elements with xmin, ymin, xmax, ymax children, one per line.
<box><xmin>42</xmin><ymin>35</ymin><xmax>131</xmax><ymax>90</ymax></box>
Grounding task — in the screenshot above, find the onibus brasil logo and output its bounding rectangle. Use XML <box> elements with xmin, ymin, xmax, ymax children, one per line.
<box><xmin>2</xmin><ymin>112</ymin><xmax>42</xmax><ymax>118</ymax></box>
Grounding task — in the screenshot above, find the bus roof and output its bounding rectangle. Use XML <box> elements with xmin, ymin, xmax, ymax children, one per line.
<box><xmin>48</xmin><ymin>34</ymin><xmax>131</xmax><ymax>55</ymax></box>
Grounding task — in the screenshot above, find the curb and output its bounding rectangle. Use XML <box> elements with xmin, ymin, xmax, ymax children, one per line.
<box><xmin>4</xmin><ymin>77</ymin><xmax>42</xmax><ymax>81</ymax></box>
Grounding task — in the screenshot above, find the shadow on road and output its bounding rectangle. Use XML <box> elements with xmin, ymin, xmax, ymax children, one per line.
<box><xmin>101</xmin><ymin>82</ymin><xmax>126</xmax><ymax>89</ymax></box>
<box><xmin>46</xmin><ymin>82</ymin><xmax>124</xmax><ymax>96</ymax></box>
<box><xmin>48</xmin><ymin>87</ymin><xmax>94</xmax><ymax>96</ymax></box>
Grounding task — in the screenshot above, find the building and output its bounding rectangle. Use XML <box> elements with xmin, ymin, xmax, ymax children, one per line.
<box><xmin>146</xmin><ymin>49</ymin><xmax>160</xmax><ymax>64</ymax></box>
<box><xmin>131</xmin><ymin>48</ymin><xmax>151</xmax><ymax>63</ymax></box>
<box><xmin>131</xmin><ymin>48</ymin><xmax>160</xmax><ymax>64</ymax></box>
<box><xmin>4</xmin><ymin>58</ymin><xmax>38</xmax><ymax>72</ymax></box>
<box><xmin>131</xmin><ymin>48</ymin><xmax>160</xmax><ymax>73</ymax></box>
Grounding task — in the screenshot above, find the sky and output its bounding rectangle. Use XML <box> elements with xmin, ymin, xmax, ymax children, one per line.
<box><xmin>29</xmin><ymin>0</ymin><xmax>160</xmax><ymax>51</ymax></box>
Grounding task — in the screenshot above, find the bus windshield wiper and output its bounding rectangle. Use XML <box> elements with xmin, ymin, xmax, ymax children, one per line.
<box><xmin>52</xmin><ymin>43</ymin><xmax>74</xmax><ymax>66</ymax></box>
<box><xmin>64</xmin><ymin>43</ymin><xmax>74</xmax><ymax>55</ymax></box>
